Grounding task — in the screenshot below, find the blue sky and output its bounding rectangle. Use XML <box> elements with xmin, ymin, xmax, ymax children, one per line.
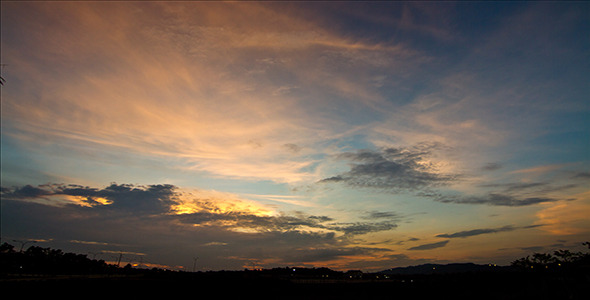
<box><xmin>1</xmin><ymin>1</ymin><xmax>589</xmax><ymax>272</ymax></box>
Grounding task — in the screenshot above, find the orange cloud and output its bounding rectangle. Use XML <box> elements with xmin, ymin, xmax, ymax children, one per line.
<box><xmin>534</xmin><ymin>191</ymin><xmax>590</xmax><ymax>235</ymax></box>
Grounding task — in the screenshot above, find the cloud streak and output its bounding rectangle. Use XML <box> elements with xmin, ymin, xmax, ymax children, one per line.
<box><xmin>408</xmin><ymin>240</ymin><xmax>449</xmax><ymax>251</ymax></box>
<box><xmin>434</xmin><ymin>193</ymin><xmax>559</xmax><ymax>207</ymax></box>
<box><xmin>436</xmin><ymin>225</ymin><xmax>543</xmax><ymax>239</ymax></box>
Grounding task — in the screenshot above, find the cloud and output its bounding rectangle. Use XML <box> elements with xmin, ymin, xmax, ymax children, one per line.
<box><xmin>435</xmin><ymin>224</ymin><xmax>543</xmax><ymax>239</ymax></box>
<box><xmin>362</xmin><ymin>211</ymin><xmax>399</xmax><ymax>220</ymax></box>
<box><xmin>177</xmin><ymin>207</ymin><xmax>399</xmax><ymax>237</ymax></box>
<box><xmin>1</xmin><ymin>182</ymin><xmax>407</xmax><ymax>270</ymax></box>
<box><xmin>510</xmin><ymin>164</ymin><xmax>568</xmax><ymax>175</ymax></box>
<box><xmin>3</xmin><ymin>1</ymin><xmax>588</xmax><ymax>272</ymax></box>
<box><xmin>480</xmin><ymin>181</ymin><xmax>580</xmax><ymax>196</ymax></box>
<box><xmin>328</xmin><ymin>221</ymin><xmax>398</xmax><ymax>236</ymax></box>
<box><xmin>434</xmin><ymin>193</ymin><xmax>558</xmax><ymax>206</ymax></box>
<box><xmin>482</xmin><ymin>162</ymin><xmax>502</xmax><ymax>171</ymax></box>
<box><xmin>282</xmin><ymin>143</ymin><xmax>302</xmax><ymax>154</ymax></box>
<box><xmin>572</xmin><ymin>172</ymin><xmax>590</xmax><ymax>179</ymax></box>
<box><xmin>2</xmin><ymin>182</ymin><xmax>401</xmax><ymax>238</ymax></box>
<box><xmin>177</xmin><ymin>210</ymin><xmax>331</xmax><ymax>234</ymax></box>
<box><xmin>1</xmin><ymin>184</ymin><xmax>53</xmax><ymax>199</ymax></box>
<box><xmin>1</xmin><ymin>183</ymin><xmax>177</xmax><ymax>214</ymax></box>
<box><xmin>437</xmin><ymin>173</ymin><xmax>584</xmax><ymax>207</ymax></box>
<box><xmin>408</xmin><ymin>240</ymin><xmax>449</xmax><ymax>251</ymax></box>
<box><xmin>318</xmin><ymin>143</ymin><xmax>458</xmax><ymax>192</ymax></box>
<box><xmin>534</xmin><ymin>192</ymin><xmax>590</xmax><ymax>235</ymax></box>
<box><xmin>2</xmin><ymin>1</ymin><xmax>424</xmax><ymax>187</ymax></box>
<box><xmin>479</xmin><ymin>182</ymin><xmax>548</xmax><ymax>193</ymax></box>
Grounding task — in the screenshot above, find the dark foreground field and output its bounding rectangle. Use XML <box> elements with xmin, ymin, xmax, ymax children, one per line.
<box><xmin>2</xmin><ymin>269</ymin><xmax>588</xmax><ymax>300</ymax></box>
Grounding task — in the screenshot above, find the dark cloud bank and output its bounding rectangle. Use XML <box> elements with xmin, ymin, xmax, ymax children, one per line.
<box><xmin>0</xmin><ymin>183</ymin><xmax>400</xmax><ymax>236</ymax></box>
<box><xmin>0</xmin><ymin>182</ymin><xmax>402</xmax><ymax>270</ymax></box>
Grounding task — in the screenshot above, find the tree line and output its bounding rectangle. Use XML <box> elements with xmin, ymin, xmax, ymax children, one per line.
<box><xmin>0</xmin><ymin>242</ymin><xmax>152</xmax><ymax>275</ymax></box>
<box><xmin>510</xmin><ymin>242</ymin><xmax>590</xmax><ymax>271</ymax></box>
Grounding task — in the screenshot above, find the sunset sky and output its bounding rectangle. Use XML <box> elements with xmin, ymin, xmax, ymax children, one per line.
<box><xmin>1</xmin><ymin>1</ymin><xmax>589</xmax><ymax>272</ymax></box>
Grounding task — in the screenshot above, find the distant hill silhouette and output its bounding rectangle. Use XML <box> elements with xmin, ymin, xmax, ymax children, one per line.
<box><xmin>379</xmin><ymin>263</ymin><xmax>511</xmax><ymax>275</ymax></box>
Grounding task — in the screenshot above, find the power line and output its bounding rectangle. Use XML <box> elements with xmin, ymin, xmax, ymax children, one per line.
<box><xmin>13</xmin><ymin>239</ymin><xmax>36</xmax><ymax>252</ymax></box>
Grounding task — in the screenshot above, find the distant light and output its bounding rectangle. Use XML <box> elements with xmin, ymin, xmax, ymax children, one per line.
<box><xmin>293</xmin><ymin>268</ymin><xmax>296</xmax><ymax>272</ymax></box>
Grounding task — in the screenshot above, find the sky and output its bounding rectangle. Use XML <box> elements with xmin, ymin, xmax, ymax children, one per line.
<box><xmin>1</xmin><ymin>1</ymin><xmax>589</xmax><ymax>272</ymax></box>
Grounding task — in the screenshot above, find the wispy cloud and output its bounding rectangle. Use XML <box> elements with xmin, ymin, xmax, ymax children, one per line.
<box><xmin>2</xmin><ymin>1</ymin><xmax>425</xmax><ymax>187</ymax></box>
<box><xmin>534</xmin><ymin>192</ymin><xmax>590</xmax><ymax>235</ymax></box>
<box><xmin>432</xmin><ymin>174</ymin><xmax>584</xmax><ymax>207</ymax></box>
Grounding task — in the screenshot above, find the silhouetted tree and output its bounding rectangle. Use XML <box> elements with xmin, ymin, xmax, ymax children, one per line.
<box><xmin>0</xmin><ymin>243</ymin><xmax>118</xmax><ymax>274</ymax></box>
<box><xmin>553</xmin><ymin>249</ymin><xmax>576</xmax><ymax>263</ymax></box>
<box><xmin>511</xmin><ymin>241</ymin><xmax>590</xmax><ymax>270</ymax></box>
<box><xmin>0</xmin><ymin>242</ymin><xmax>15</xmax><ymax>253</ymax></box>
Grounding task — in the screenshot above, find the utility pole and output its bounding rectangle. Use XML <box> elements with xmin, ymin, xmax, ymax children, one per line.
<box><xmin>193</xmin><ymin>257</ymin><xmax>199</xmax><ymax>272</ymax></box>
<box><xmin>116</xmin><ymin>252</ymin><xmax>123</xmax><ymax>267</ymax></box>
